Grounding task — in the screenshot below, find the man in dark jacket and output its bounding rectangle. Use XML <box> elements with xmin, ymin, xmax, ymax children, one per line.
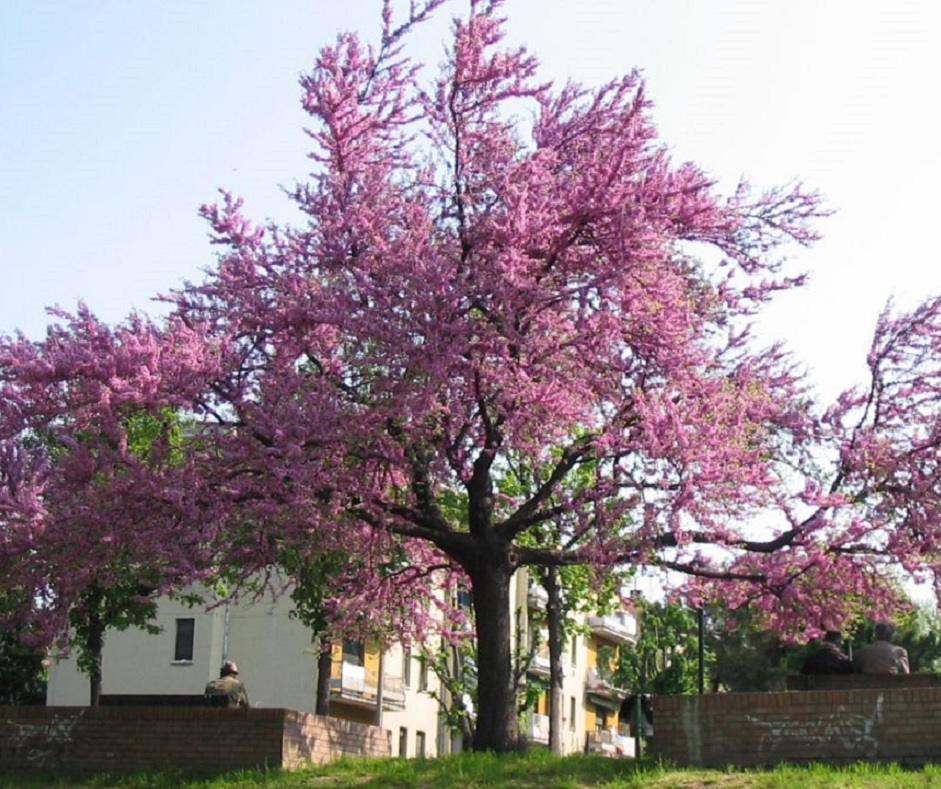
<box><xmin>204</xmin><ymin>660</ymin><xmax>250</xmax><ymax>707</ymax></box>
<box><xmin>800</xmin><ymin>631</ymin><xmax>853</xmax><ymax>675</ymax></box>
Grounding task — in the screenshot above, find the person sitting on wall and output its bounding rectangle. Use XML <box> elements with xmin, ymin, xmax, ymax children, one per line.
<box><xmin>853</xmin><ymin>622</ymin><xmax>910</xmax><ymax>674</ymax></box>
<box><xmin>204</xmin><ymin>660</ymin><xmax>250</xmax><ymax>707</ymax></box>
<box><xmin>800</xmin><ymin>630</ymin><xmax>853</xmax><ymax>675</ymax></box>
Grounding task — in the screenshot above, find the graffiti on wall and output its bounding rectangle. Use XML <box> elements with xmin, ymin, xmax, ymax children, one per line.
<box><xmin>2</xmin><ymin>710</ymin><xmax>85</xmax><ymax>765</ymax></box>
<box><xmin>744</xmin><ymin>693</ymin><xmax>885</xmax><ymax>758</ymax></box>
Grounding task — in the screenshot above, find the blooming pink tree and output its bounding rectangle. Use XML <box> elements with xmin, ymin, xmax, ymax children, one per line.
<box><xmin>686</xmin><ymin>294</ymin><xmax>941</xmax><ymax>638</ymax></box>
<box><xmin>0</xmin><ymin>307</ymin><xmax>217</xmax><ymax>704</ymax></box>
<box><xmin>9</xmin><ymin>0</ymin><xmax>939</xmax><ymax>752</ymax></box>
<box><xmin>165</xmin><ymin>0</ymin><xmax>837</xmax><ymax>750</ymax></box>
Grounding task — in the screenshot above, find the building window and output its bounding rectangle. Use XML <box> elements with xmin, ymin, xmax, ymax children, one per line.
<box><xmin>416</xmin><ymin>730</ymin><xmax>426</xmax><ymax>758</ymax></box>
<box><xmin>569</xmin><ymin>696</ymin><xmax>576</xmax><ymax>730</ymax></box>
<box><xmin>173</xmin><ymin>618</ymin><xmax>195</xmax><ymax>662</ymax></box>
<box><xmin>342</xmin><ymin>639</ymin><xmax>364</xmax><ymax>666</ymax></box>
<box><xmin>570</xmin><ymin>634</ymin><xmax>578</xmax><ymax>664</ymax></box>
<box><xmin>403</xmin><ymin>648</ymin><xmax>412</xmax><ymax>687</ymax></box>
<box><xmin>398</xmin><ymin>727</ymin><xmax>408</xmax><ymax>757</ymax></box>
<box><xmin>418</xmin><ymin>655</ymin><xmax>429</xmax><ymax>691</ymax></box>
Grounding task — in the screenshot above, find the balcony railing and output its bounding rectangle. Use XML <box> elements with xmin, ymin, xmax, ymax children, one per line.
<box><xmin>528</xmin><ymin>645</ymin><xmax>551</xmax><ymax>677</ymax></box>
<box><xmin>586</xmin><ymin>611</ymin><xmax>637</xmax><ymax>644</ymax></box>
<box><xmin>585</xmin><ymin>666</ymin><xmax>629</xmax><ymax>703</ymax></box>
<box><xmin>522</xmin><ymin>711</ymin><xmax>550</xmax><ymax>744</ymax></box>
<box><xmin>585</xmin><ymin>727</ymin><xmax>635</xmax><ymax>758</ymax></box>
<box><xmin>527</xmin><ymin>582</ymin><xmax>549</xmax><ymax>609</ymax></box>
<box><xmin>329</xmin><ymin>659</ymin><xmax>406</xmax><ymax>711</ymax></box>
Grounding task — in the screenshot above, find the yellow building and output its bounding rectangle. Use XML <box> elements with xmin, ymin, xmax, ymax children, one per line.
<box><xmin>514</xmin><ymin>573</ymin><xmax>638</xmax><ymax>755</ymax></box>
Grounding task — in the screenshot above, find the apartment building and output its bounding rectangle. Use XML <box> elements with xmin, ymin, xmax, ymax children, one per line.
<box><xmin>45</xmin><ymin>572</ymin><xmax>639</xmax><ymax>757</ymax></box>
<box><xmin>516</xmin><ymin>574</ymin><xmax>639</xmax><ymax>755</ymax></box>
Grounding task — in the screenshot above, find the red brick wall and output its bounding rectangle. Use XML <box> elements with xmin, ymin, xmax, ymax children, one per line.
<box><xmin>0</xmin><ymin>706</ymin><xmax>390</xmax><ymax>772</ymax></box>
<box><xmin>650</xmin><ymin>688</ymin><xmax>941</xmax><ymax>767</ymax></box>
<box><xmin>281</xmin><ymin>709</ymin><xmax>391</xmax><ymax>769</ymax></box>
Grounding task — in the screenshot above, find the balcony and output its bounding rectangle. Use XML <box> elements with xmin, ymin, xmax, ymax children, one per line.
<box><xmin>528</xmin><ymin>644</ymin><xmax>551</xmax><ymax>678</ymax></box>
<box><xmin>585</xmin><ymin>666</ymin><xmax>629</xmax><ymax>708</ymax></box>
<box><xmin>586</xmin><ymin>610</ymin><xmax>637</xmax><ymax>645</ymax></box>
<box><xmin>522</xmin><ymin>711</ymin><xmax>550</xmax><ymax>745</ymax></box>
<box><xmin>329</xmin><ymin>659</ymin><xmax>406</xmax><ymax>711</ymax></box>
<box><xmin>585</xmin><ymin>726</ymin><xmax>635</xmax><ymax>758</ymax></box>
<box><xmin>527</xmin><ymin>582</ymin><xmax>548</xmax><ymax>610</ymax></box>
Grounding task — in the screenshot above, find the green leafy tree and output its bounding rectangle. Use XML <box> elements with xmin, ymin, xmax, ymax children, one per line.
<box><xmin>703</xmin><ymin>604</ymin><xmax>798</xmax><ymax>692</ymax></box>
<box><xmin>616</xmin><ymin>600</ymin><xmax>712</xmax><ymax>696</ymax></box>
<box><xmin>846</xmin><ymin>605</ymin><xmax>941</xmax><ymax>673</ymax></box>
<box><xmin>66</xmin><ymin>579</ymin><xmax>161</xmax><ymax>707</ymax></box>
<box><xmin>422</xmin><ymin>637</ymin><xmax>477</xmax><ymax>749</ymax></box>
<box><xmin>283</xmin><ymin>546</ymin><xmax>355</xmax><ymax>716</ymax></box>
<box><xmin>897</xmin><ymin>608</ymin><xmax>941</xmax><ymax>672</ymax></box>
<box><xmin>685</xmin><ymin>598</ymin><xmax>941</xmax><ymax>690</ymax></box>
<box><xmin>0</xmin><ymin>622</ymin><xmax>46</xmax><ymax>705</ymax></box>
<box><xmin>422</xmin><ymin>600</ymin><xmax>541</xmax><ymax>751</ymax></box>
<box><xmin>504</xmin><ymin>452</ymin><xmax>625</xmax><ymax>752</ymax></box>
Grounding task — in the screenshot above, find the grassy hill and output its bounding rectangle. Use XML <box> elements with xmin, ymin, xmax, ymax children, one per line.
<box><xmin>3</xmin><ymin>751</ymin><xmax>940</xmax><ymax>788</ymax></box>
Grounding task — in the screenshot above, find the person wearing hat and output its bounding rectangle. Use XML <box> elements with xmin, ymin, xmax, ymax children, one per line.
<box><xmin>204</xmin><ymin>660</ymin><xmax>250</xmax><ymax>707</ymax></box>
<box><xmin>800</xmin><ymin>630</ymin><xmax>853</xmax><ymax>675</ymax></box>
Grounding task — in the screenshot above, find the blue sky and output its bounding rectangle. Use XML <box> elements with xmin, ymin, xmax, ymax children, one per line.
<box><xmin>2</xmin><ymin>1</ymin><xmax>939</xmax><ymax>402</ymax></box>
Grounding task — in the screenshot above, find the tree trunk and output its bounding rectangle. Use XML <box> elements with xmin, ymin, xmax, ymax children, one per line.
<box><xmin>545</xmin><ymin>566</ymin><xmax>564</xmax><ymax>754</ymax></box>
<box><xmin>87</xmin><ymin>613</ymin><xmax>103</xmax><ymax>708</ymax></box>
<box><xmin>316</xmin><ymin>640</ymin><xmax>332</xmax><ymax>716</ymax></box>
<box><xmin>469</xmin><ymin>550</ymin><xmax>519</xmax><ymax>752</ymax></box>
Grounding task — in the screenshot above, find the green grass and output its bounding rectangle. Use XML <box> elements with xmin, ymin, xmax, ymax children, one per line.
<box><xmin>4</xmin><ymin>752</ymin><xmax>941</xmax><ymax>789</ymax></box>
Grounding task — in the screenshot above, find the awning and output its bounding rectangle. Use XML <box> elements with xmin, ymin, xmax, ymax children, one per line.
<box><xmin>587</xmin><ymin>692</ymin><xmax>623</xmax><ymax>712</ymax></box>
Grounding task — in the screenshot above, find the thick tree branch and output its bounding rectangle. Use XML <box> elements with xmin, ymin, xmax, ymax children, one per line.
<box><xmin>499</xmin><ymin>434</ymin><xmax>595</xmax><ymax>542</ymax></box>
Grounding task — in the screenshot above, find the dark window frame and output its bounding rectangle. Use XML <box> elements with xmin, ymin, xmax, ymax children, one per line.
<box><xmin>173</xmin><ymin>618</ymin><xmax>195</xmax><ymax>662</ymax></box>
<box><xmin>418</xmin><ymin>655</ymin><xmax>429</xmax><ymax>691</ymax></box>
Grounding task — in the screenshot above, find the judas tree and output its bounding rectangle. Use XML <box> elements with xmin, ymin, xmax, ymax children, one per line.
<box><xmin>5</xmin><ymin>0</ymin><xmax>937</xmax><ymax>753</ymax></box>
<box><xmin>165</xmin><ymin>0</ymin><xmax>834</xmax><ymax>751</ymax></box>
<box><xmin>0</xmin><ymin>308</ymin><xmax>215</xmax><ymax>704</ymax></box>
<box><xmin>685</xmin><ymin>294</ymin><xmax>941</xmax><ymax>640</ymax></box>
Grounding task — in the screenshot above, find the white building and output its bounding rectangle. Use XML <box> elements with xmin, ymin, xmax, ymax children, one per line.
<box><xmin>46</xmin><ymin>572</ymin><xmax>639</xmax><ymax>758</ymax></box>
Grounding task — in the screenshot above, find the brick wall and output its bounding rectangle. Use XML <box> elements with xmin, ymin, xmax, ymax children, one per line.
<box><xmin>0</xmin><ymin>706</ymin><xmax>390</xmax><ymax>773</ymax></box>
<box><xmin>650</xmin><ymin>687</ymin><xmax>941</xmax><ymax>767</ymax></box>
<box><xmin>281</xmin><ymin>709</ymin><xmax>391</xmax><ymax>769</ymax></box>
<box><xmin>785</xmin><ymin>673</ymin><xmax>941</xmax><ymax>691</ymax></box>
